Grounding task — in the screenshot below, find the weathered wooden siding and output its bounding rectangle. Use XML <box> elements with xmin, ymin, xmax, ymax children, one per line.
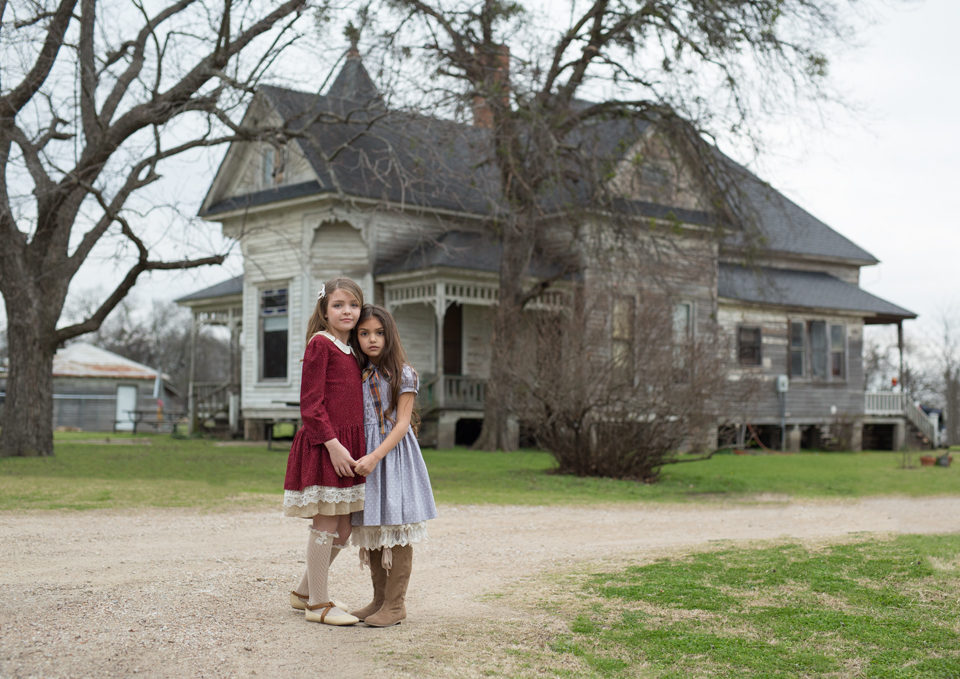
<box><xmin>234</xmin><ymin>210</ymin><xmax>303</xmax><ymax>417</ymax></box>
<box><xmin>393</xmin><ymin>303</ymin><xmax>436</xmax><ymax>377</ymax></box>
<box><xmin>463</xmin><ymin>306</ymin><xmax>493</xmax><ymax>378</ymax></box>
<box><xmin>309</xmin><ymin>219</ymin><xmax>370</xmax><ymax>288</ymax></box>
<box><xmin>609</xmin><ymin>132</ymin><xmax>710</xmax><ymax>212</ymax></box>
<box><xmin>718</xmin><ymin>303</ymin><xmax>866</xmax><ymax>423</ymax></box>
<box><xmin>370</xmin><ymin>210</ymin><xmax>460</xmax><ymax>267</ymax></box>
<box><xmin>579</xmin><ymin>221</ymin><xmax>720</xmax><ymax>362</ymax></box>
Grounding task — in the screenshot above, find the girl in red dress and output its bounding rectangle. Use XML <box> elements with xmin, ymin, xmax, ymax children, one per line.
<box><xmin>283</xmin><ymin>277</ymin><xmax>366</xmax><ymax>626</ymax></box>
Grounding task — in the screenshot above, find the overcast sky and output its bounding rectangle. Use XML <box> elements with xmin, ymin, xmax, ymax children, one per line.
<box><xmin>6</xmin><ymin>0</ymin><xmax>955</xmax><ymax>354</ymax></box>
<box><xmin>747</xmin><ymin>0</ymin><xmax>959</xmax><ymax>349</ymax></box>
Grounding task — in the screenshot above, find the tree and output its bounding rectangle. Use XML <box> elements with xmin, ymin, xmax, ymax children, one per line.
<box><xmin>0</xmin><ymin>0</ymin><xmax>324</xmax><ymax>456</ymax></box>
<box><xmin>367</xmin><ymin>0</ymin><xmax>870</xmax><ymax>450</ymax></box>
<box><xmin>75</xmin><ymin>296</ymin><xmax>231</xmax><ymax>397</ymax></box>
<box><xmin>918</xmin><ymin>313</ymin><xmax>960</xmax><ymax>447</ymax></box>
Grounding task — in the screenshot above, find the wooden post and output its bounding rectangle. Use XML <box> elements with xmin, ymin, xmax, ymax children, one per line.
<box><xmin>187</xmin><ymin>314</ymin><xmax>198</xmax><ymax>435</ymax></box>
<box><xmin>897</xmin><ymin>320</ymin><xmax>905</xmax><ymax>392</ymax></box>
<box><xmin>435</xmin><ymin>281</ymin><xmax>446</xmax><ymax>409</ymax></box>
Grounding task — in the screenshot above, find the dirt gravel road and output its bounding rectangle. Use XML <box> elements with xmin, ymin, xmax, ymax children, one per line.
<box><xmin>3</xmin><ymin>497</ymin><xmax>960</xmax><ymax>678</ymax></box>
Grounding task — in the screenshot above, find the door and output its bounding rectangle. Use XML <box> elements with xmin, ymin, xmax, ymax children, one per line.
<box><xmin>443</xmin><ymin>303</ymin><xmax>463</xmax><ymax>375</ymax></box>
<box><xmin>115</xmin><ymin>385</ymin><xmax>138</xmax><ymax>431</ymax></box>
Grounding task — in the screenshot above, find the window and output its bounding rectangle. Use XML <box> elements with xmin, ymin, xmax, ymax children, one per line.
<box><xmin>788</xmin><ymin>320</ymin><xmax>846</xmax><ymax>381</ymax></box>
<box><xmin>789</xmin><ymin>321</ymin><xmax>804</xmax><ymax>376</ymax></box>
<box><xmin>672</xmin><ymin>302</ymin><xmax>693</xmax><ymax>380</ymax></box>
<box><xmin>809</xmin><ymin>320</ymin><xmax>827</xmax><ymax>379</ymax></box>
<box><xmin>260</xmin><ymin>287</ymin><xmax>288</xmax><ymax>380</ymax></box>
<box><xmin>737</xmin><ymin>326</ymin><xmax>762</xmax><ymax>366</ymax></box>
<box><xmin>673</xmin><ymin>302</ymin><xmax>692</xmax><ymax>341</ymax></box>
<box><xmin>261</xmin><ymin>147</ymin><xmax>275</xmax><ymax>187</ymax></box>
<box><xmin>830</xmin><ymin>324</ymin><xmax>846</xmax><ymax>378</ymax></box>
<box><xmin>261</xmin><ymin>145</ymin><xmax>285</xmax><ymax>187</ymax></box>
<box><xmin>611</xmin><ymin>296</ymin><xmax>635</xmax><ymax>371</ymax></box>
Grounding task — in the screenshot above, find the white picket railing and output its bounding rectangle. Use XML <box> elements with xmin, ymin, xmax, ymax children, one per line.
<box><xmin>864</xmin><ymin>390</ymin><xmax>904</xmax><ymax>415</ymax></box>
<box><xmin>418</xmin><ymin>374</ymin><xmax>486</xmax><ymax>411</ymax></box>
<box><xmin>865</xmin><ymin>391</ymin><xmax>939</xmax><ymax>447</ymax></box>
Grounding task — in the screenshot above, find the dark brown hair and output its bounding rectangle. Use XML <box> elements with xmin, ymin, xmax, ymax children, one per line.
<box><xmin>357</xmin><ymin>304</ymin><xmax>420</xmax><ymax>433</ymax></box>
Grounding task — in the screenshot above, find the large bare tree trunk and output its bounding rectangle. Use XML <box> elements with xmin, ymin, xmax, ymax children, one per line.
<box><xmin>473</xmin><ymin>221</ymin><xmax>531</xmax><ymax>451</ymax></box>
<box><xmin>474</xmin><ymin>296</ymin><xmax>521</xmax><ymax>451</ymax></box>
<box><xmin>1</xmin><ymin>298</ymin><xmax>57</xmax><ymax>457</ymax></box>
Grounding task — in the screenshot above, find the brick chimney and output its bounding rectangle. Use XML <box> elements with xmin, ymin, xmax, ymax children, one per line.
<box><xmin>472</xmin><ymin>45</ymin><xmax>510</xmax><ymax>128</ymax></box>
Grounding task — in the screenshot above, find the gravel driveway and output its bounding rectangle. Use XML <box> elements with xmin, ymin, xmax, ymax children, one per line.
<box><xmin>3</xmin><ymin>497</ymin><xmax>960</xmax><ymax>678</ymax></box>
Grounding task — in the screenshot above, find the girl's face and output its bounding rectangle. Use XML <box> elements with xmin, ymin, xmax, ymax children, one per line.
<box><xmin>323</xmin><ymin>289</ymin><xmax>361</xmax><ymax>340</ymax></box>
<box><xmin>356</xmin><ymin>317</ymin><xmax>386</xmax><ymax>362</ymax></box>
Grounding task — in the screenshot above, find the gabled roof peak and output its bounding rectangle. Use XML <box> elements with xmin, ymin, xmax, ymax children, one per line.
<box><xmin>326</xmin><ymin>46</ymin><xmax>383</xmax><ymax>110</ymax></box>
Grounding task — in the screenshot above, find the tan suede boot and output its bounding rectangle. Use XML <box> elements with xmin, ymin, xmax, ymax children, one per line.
<box><xmin>351</xmin><ymin>548</ymin><xmax>386</xmax><ymax>621</ymax></box>
<box><xmin>364</xmin><ymin>545</ymin><xmax>412</xmax><ymax>627</ymax></box>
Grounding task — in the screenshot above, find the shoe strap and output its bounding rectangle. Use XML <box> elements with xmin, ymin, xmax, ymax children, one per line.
<box><xmin>305</xmin><ymin>601</ymin><xmax>335</xmax><ymax>623</ymax></box>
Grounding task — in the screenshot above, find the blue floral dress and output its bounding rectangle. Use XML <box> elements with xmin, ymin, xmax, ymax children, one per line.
<box><xmin>351</xmin><ymin>364</ymin><xmax>438</xmax><ymax>548</ymax></box>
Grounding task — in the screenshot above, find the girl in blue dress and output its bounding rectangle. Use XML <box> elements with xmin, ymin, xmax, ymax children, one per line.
<box><xmin>351</xmin><ymin>304</ymin><xmax>438</xmax><ymax>627</ymax></box>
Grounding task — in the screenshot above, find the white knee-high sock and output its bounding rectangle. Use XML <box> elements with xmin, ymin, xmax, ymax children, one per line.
<box><xmin>306</xmin><ymin>529</ymin><xmax>337</xmax><ymax>607</ymax></box>
<box><xmin>296</xmin><ymin>541</ymin><xmax>343</xmax><ymax>596</ymax></box>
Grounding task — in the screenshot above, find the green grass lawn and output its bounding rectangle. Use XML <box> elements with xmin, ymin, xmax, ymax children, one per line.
<box><xmin>540</xmin><ymin>534</ymin><xmax>960</xmax><ymax>678</ymax></box>
<box><xmin>0</xmin><ymin>433</ymin><xmax>956</xmax><ymax>510</ymax></box>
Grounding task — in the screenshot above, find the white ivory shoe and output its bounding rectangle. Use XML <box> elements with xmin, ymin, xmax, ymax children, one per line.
<box><xmin>304</xmin><ymin>602</ymin><xmax>359</xmax><ymax>626</ymax></box>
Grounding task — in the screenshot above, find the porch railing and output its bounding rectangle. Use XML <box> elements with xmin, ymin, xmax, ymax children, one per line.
<box><xmin>193</xmin><ymin>381</ymin><xmax>233</xmax><ymax>420</ymax></box>
<box><xmin>865</xmin><ymin>391</ymin><xmax>939</xmax><ymax>447</ymax></box>
<box><xmin>418</xmin><ymin>374</ymin><xmax>486</xmax><ymax>412</ymax></box>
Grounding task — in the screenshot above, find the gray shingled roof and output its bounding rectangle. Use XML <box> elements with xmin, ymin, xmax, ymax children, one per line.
<box><xmin>719</xmin><ymin>157</ymin><xmax>877</xmax><ymax>264</ymax></box>
<box><xmin>175</xmin><ymin>275</ymin><xmax>243</xmax><ymax>303</ymax></box>
<box><xmin>718</xmin><ymin>264</ymin><xmax>915</xmax><ymax>322</ymax></box>
<box><xmin>377</xmin><ymin>231</ymin><xmax>573</xmax><ymax>278</ymax></box>
<box><xmin>202</xmin><ymin>52</ymin><xmax>878</xmax><ymax>267</ymax></box>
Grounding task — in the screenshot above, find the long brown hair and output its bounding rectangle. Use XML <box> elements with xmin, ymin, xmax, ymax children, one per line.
<box><xmin>357</xmin><ymin>304</ymin><xmax>420</xmax><ymax>433</ymax></box>
<box><xmin>304</xmin><ymin>277</ymin><xmax>364</xmax><ymax>344</ymax></box>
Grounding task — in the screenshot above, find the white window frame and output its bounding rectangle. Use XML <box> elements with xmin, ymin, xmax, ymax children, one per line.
<box><xmin>788</xmin><ymin>319</ymin><xmax>847</xmax><ymax>382</ymax></box>
<box><xmin>259</xmin><ymin>286</ymin><xmax>289</xmax><ymax>381</ymax></box>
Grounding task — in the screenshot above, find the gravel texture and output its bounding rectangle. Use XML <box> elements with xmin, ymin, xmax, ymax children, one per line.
<box><xmin>3</xmin><ymin>497</ymin><xmax>960</xmax><ymax>678</ymax></box>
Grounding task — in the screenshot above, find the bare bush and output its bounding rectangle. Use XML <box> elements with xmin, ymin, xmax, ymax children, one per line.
<box><xmin>516</xmin><ymin>289</ymin><xmax>733</xmax><ymax>482</ymax></box>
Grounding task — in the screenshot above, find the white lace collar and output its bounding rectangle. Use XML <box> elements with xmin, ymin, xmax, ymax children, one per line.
<box><xmin>316</xmin><ymin>331</ymin><xmax>353</xmax><ymax>355</ymax></box>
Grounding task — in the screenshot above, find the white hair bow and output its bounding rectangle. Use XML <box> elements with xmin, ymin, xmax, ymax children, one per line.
<box><xmin>317</xmin><ymin>283</ymin><xmax>325</xmax><ymax>300</ymax></box>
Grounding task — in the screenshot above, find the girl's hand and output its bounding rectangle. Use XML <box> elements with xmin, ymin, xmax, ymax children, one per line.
<box><xmin>354</xmin><ymin>454</ymin><xmax>379</xmax><ymax>477</ymax></box>
<box><xmin>325</xmin><ymin>439</ymin><xmax>356</xmax><ymax>477</ymax></box>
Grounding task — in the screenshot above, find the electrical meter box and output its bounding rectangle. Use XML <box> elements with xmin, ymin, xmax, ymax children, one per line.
<box><xmin>775</xmin><ymin>375</ymin><xmax>789</xmax><ymax>393</ymax></box>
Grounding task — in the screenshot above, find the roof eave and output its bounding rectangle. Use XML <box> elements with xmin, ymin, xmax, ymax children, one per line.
<box><xmin>718</xmin><ymin>296</ymin><xmax>916</xmax><ymax>323</ymax></box>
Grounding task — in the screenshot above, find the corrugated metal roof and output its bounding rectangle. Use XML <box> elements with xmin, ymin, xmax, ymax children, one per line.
<box><xmin>52</xmin><ymin>343</ymin><xmax>159</xmax><ymax>380</ymax></box>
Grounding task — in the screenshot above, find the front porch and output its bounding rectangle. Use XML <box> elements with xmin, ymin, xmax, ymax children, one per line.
<box><xmin>864</xmin><ymin>391</ymin><xmax>942</xmax><ymax>449</ymax></box>
<box><xmin>379</xmin><ymin>248</ymin><xmax>566</xmax><ymax>448</ymax></box>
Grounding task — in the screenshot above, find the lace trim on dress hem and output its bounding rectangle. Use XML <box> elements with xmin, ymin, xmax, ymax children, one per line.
<box><xmin>350</xmin><ymin>522</ymin><xmax>429</xmax><ymax>549</ymax></box>
<box><xmin>283</xmin><ymin>499</ymin><xmax>364</xmax><ymax>518</ymax></box>
<box><xmin>284</xmin><ymin>485</ymin><xmax>366</xmax><ymax>507</ymax></box>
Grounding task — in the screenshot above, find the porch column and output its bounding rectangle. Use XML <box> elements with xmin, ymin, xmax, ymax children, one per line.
<box><xmin>897</xmin><ymin>320</ymin><xmax>905</xmax><ymax>391</ymax></box>
<box><xmin>786</xmin><ymin>425</ymin><xmax>801</xmax><ymax>452</ymax></box>
<box><xmin>187</xmin><ymin>313</ymin><xmax>198</xmax><ymax>435</ymax></box>
<box><xmin>434</xmin><ymin>281</ymin><xmax>446</xmax><ymax>410</ymax></box>
<box><xmin>228</xmin><ymin>309</ymin><xmax>241</xmax><ymax>436</ymax></box>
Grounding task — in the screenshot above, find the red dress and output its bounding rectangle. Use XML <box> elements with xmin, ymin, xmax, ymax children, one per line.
<box><xmin>283</xmin><ymin>332</ymin><xmax>366</xmax><ymax>517</ymax></box>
